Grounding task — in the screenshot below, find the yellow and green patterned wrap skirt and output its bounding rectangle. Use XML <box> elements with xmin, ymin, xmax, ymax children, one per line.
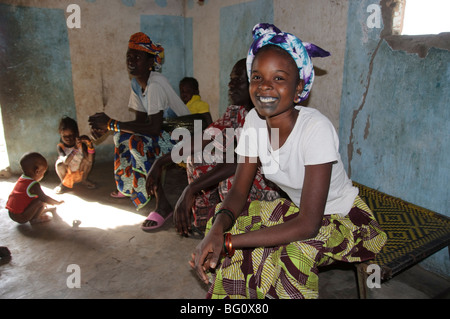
<box><xmin>205</xmin><ymin>196</ymin><xmax>387</xmax><ymax>299</ymax></box>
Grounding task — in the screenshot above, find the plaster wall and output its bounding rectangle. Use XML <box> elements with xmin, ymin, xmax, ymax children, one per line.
<box><xmin>0</xmin><ymin>0</ymin><xmax>188</xmax><ymax>171</ymax></box>
<box><xmin>0</xmin><ymin>2</ymin><xmax>75</xmax><ymax>172</ymax></box>
<box><xmin>273</xmin><ymin>0</ymin><xmax>348</xmax><ymax>128</ymax></box>
<box><xmin>1</xmin><ymin>0</ymin><xmax>347</xmax><ymax>173</ymax></box>
<box><xmin>186</xmin><ymin>0</ymin><xmax>348</xmax><ymax>127</ymax></box>
<box><xmin>340</xmin><ymin>0</ymin><xmax>450</xmax><ymax>276</ymax></box>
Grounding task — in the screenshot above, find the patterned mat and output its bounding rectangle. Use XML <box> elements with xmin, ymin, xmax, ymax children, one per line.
<box><xmin>354</xmin><ymin>182</ymin><xmax>450</xmax><ymax>279</ymax></box>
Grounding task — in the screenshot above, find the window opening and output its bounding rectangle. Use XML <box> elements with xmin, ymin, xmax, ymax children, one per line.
<box><xmin>401</xmin><ymin>0</ymin><xmax>450</xmax><ymax>35</ymax></box>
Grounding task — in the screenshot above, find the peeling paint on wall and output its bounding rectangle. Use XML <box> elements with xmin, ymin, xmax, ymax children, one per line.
<box><xmin>0</xmin><ymin>4</ymin><xmax>76</xmax><ymax>173</ymax></box>
<box><xmin>154</xmin><ymin>0</ymin><xmax>167</xmax><ymax>8</ymax></box>
<box><xmin>122</xmin><ymin>0</ymin><xmax>136</xmax><ymax>7</ymax></box>
<box><xmin>140</xmin><ymin>14</ymin><xmax>193</xmax><ymax>94</ymax></box>
<box><xmin>218</xmin><ymin>0</ymin><xmax>273</xmax><ymax>115</ymax></box>
<box><xmin>346</xmin><ymin>39</ymin><xmax>382</xmax><ymax>177</ymax></box>
<box><xmin>340</xmin><ymin>0</ymin><xmax>450</xmax><ymax>277</ymax></box>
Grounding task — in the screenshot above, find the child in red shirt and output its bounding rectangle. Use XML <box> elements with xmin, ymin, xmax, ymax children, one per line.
<box><xmin>6</xmin><ymin>152</ymin><xmax>63</xmax><ymax>224</ymax></box>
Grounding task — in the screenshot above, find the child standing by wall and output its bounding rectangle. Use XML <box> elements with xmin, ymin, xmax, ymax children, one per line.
<box><xmin>190</xmin><ymin>23</ymin><xmax>387</xmax><ymax>299</ymax></box>
<box><xmin>6</xmin><ymin>152</ymin><xmax>63</xmax><ymax>224</ymax></box>
<box><xmin>55</xmin><ymin>116</ymin><xmax>96</xmax><ymax>194</ymax></box>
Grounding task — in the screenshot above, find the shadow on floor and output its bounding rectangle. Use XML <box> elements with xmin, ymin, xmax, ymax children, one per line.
<box><xmin>0</xmin><ymin>161</ymin><xmax>449</xmax><ymax>299</ymax></box>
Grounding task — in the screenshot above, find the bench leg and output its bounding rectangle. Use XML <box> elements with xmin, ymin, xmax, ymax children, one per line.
<box><xmin>356</xmin><ymin>263</ymin><xmax>368</xmax><ymax>299</ymax></box>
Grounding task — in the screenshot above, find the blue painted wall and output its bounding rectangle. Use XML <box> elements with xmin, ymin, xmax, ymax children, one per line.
<box><xmin>219</xmin><ymin>0</ymin><xmax>273</xmax><ymax>115</ymax></box>
<box><xmin>141</xmin><ymin>15</ymin><xmax>193</xmax><ymax>95</ymax></box>
<box><xmin>340</xmin><ymin>0</ymin><xmax>450</xmax><ymax>276</ymax></box>
<box><xmin>0</xmin><ymin>4</ymin><xmax>76</xmax><ymax>172</ymax></box>
<box><xmin>0</xmin><ymin>3</ymin><xmax>193</xmax><ymax>173</ymax></box>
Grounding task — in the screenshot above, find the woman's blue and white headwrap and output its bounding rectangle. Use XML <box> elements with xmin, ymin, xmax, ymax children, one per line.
<box><xmin>247</xmin><ymin>23</ymin><xmax>331</xmax><ymax>102</ymax></box>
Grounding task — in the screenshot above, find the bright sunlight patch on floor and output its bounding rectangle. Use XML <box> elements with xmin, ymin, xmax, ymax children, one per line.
<box><xmin>55</xmin><ymin>191</ymin><xmax>144</xmax><ymax>230</ymax></box>
<box><xmin>0</xmin><ymin>181</ymin><xmax>143</xmax><ymax>230</ymax></box>
<box><xmin>402</xmin><ymin>0</ymin><xmax>450</xmax><ymax>35</ymax></box>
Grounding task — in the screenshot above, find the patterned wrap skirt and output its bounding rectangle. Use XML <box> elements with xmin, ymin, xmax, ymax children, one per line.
<box><xmin>205</xmin><ymin>196</ymin><xmax>387</xmax><ymax>299</ymax></box>
<box><xmin>113</xmin><ymin>131</ymin><xmax>175</xmax><ymax>210</ymax></box>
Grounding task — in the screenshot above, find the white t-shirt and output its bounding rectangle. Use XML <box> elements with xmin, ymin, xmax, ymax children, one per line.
<box><xmin>235</xmin><ymin>106</ymin><xmax>358</xmax><ymax>216</ymax></box>
<box><xmin>128</xmin><ymin>72</ymin><xmax>190</xmax><ymax>117</ymax></box>
<box><xmin>58</xmin><ymin>145</ymin><xmax>83</xmax><ymax>172</ymax></box>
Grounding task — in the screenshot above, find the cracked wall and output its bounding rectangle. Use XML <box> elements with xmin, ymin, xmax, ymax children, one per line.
<box><xmin>339</xmin><ymin>0</ymin><xmax>450</xmax><ymax>276</ymax></box>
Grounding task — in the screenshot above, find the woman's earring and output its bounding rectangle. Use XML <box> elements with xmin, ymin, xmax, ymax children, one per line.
<box><xmin>294</xmin><ymin>95</ymin><xmax>301</xmax><ymax>104</ymax></box>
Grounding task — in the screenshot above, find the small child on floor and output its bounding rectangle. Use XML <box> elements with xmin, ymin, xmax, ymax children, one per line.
<box><xmin>55</xmin><ymin>116</ymin><xmax>96</xmax><ymax>194</ymax></box>
<box><xmin>6</xmin><ymin>152</ymin><xmax>63</xmax><ymax>224</ymax></box>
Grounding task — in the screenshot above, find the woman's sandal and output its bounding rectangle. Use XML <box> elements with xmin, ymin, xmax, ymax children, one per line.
<box><xmin>141</xmin><ymin>211</ymin><xmax>173</xmax><ymax>231</ymax></box>
<box><xmin>110</xmin><ymin>190</ymin><xmax>127</xmax><ymax>198</ymax></box>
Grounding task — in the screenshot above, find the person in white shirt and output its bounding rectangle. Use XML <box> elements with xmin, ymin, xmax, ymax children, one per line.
<box><xmin>190</xmin><ymin>23</ymin><xmax>386</xmax><ymax>299</ymax></box>
<box><xmin>89</xmin><ymin>32</ymin><xmax>190</xmax><ymax>229</ymax></box>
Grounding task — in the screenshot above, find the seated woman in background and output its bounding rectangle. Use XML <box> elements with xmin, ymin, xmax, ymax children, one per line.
<box><xmin>145</xmin><ymin>58</ymin><xmax>280</xmax><ymax>235</ymax></box>
<box><xmin>89</xmin><ymin>32</ymin><xmax>190</xmax><ymax>227</ymax></box>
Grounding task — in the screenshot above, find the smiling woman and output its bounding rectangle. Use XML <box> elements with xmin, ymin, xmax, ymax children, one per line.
<box><xmin>190</xmin><ymin>23</ymin><xmax>386</xmax><ymax>300</ymax></box>
<box><xmin>249</xmin><ymin>45</ymin><xmax>303</xmax><ymax>123</ymax></box>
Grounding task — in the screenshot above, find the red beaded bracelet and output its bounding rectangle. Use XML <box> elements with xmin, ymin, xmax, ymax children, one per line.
<box><xmin>223</xmin><ymin>233</ymin><xmax>235</xmax><ymax>258</ymax></box>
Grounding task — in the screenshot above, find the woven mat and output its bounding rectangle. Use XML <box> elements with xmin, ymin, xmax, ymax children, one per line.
<box><xmin>354</xmin><ymin>182</ymin><xmax>450</xmax><ymax>279</ymax></box>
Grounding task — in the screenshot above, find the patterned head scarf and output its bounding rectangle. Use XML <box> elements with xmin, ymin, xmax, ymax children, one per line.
<box><xmin>128</xmin><ymin>32</ymin><xmax>165</xmax><ymax>71</ymax></box>
<box><xmin>247</xmin><ymin>23</ymin><xmax>330</xmax><ymax>102</ymax></box>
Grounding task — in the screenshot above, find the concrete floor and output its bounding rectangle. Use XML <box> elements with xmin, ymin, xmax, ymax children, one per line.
<box><xmin>1</xmin><ymin>161</ymin><xmax>449</xmax><ymax>299</ymax></box>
